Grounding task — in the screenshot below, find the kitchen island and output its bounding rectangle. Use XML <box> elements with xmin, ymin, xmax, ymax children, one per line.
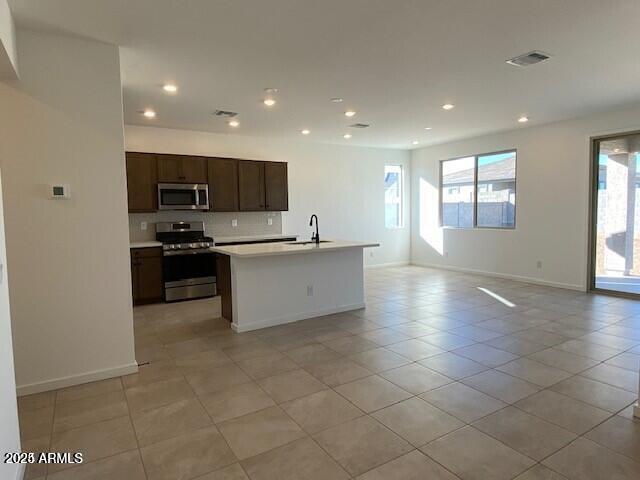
<box><xmin>210</xmin><ymin>240</ymin><xmax>378</xmax><ymax>332</ymax></box>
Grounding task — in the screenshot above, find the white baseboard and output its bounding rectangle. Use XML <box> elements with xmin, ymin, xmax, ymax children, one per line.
<box><xmin>365</xmin><ymin>261</ymin><xmax>410</xmax><ymax>270</ymax></box>
<box><xmin>231</xmin><ymin>302</ymin><xmax>366</xmax><ymax>333</ymax></box>
<box><xmin>16</xmin><ymin>362</ymin><xmax>139</xmax><ymax>396</ymax></box>
<box><xmin>410</xmin><ymin>261</ymin><xmax>586</xmax><ymax>292</ymax></box>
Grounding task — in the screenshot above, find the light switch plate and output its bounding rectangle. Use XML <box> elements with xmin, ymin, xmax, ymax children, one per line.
<box><xmin>232</xmin><ymin>219</ymin><xmax>238</xmax><ymax>227</ymax></box>
<box><xmin>140</xmin><ymin>221</ymin><xmax>147</xmax><ymax>231</ymax></box>
<box><xmin>267</xmin><ymin>218</ymin><xmax>273</xmax><ymax>226</ymax></box>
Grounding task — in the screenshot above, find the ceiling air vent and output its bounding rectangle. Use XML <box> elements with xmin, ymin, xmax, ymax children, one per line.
<box><xmin>213</xmin><ymin>110</ymin><xmax>238</xmax><ymax>118</ymax></box>
<box><xmin>349</xmin><ymin>123</ymin><xmax>371</xmax><ymax>129</ymax></box>
<box><xmin>506</xmin><ymin>51</ymin><xmax>551</xmax><ymax>67</ymax></box>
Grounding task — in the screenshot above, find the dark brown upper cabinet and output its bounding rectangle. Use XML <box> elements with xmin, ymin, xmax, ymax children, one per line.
<box><xmin>157</xmin><ymin>154</ymin><xmax>208</xmax><ymax>183</ymax></box>
<box><xmin>126</xmin><ymin>152</ymin><xmax>157</xmax><ymax>212</ymax></box>
<box><xmin>265</xmin><ymin>161</ymin><xmax>288</xmax><ymax>211</ymax></box>
<box><xmin>125</xmin><ymin>152</ymin><xmax>287</xmax><ymax>212</ymax></box>
<box><xmin>238</xmin><ymin>160</ymin><xmax>266</xmax><ymax>211</ymax></box>
<box><xmin>208</xmin><ymin>157</ymin><xmax>239</xmax><ymax>212</ymax></box>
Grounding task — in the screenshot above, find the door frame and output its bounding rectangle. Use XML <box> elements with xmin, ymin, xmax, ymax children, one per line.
<box><xmin>588</xmin><ymin>129</ymin><xmax>640</xmax><ymax>298</ymax></box>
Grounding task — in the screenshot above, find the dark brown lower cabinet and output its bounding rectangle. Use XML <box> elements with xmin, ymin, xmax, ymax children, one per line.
<box><xmin>131</xmin><ymin>248</ymin><xmax>163</xmax><ymax>305</ymax></box>
<box><xmin>216</xmin><ymin>254</ymin><xmax>233</xmax><ymax>322</ymax></box>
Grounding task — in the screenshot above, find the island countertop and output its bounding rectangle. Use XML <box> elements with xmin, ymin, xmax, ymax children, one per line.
<box><xmin>210</xmin><ymin>240</ymin><xmax>379</xmax><ymax>258</ymax></box>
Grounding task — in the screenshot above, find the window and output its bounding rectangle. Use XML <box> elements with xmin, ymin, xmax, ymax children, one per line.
<box><xmin>440</xmin><ymin>150</ymin><xmax>516</xmax><ymax>229</ymax></box>
<box><xmin>441</xmin><ymin>156</ymin><xmax>475</xmax><ymax>228</ymax></box>
<box><xmin>384</xmin><ymin>165</ymin><xmax>403</xmax><ymax>228</ymax></box>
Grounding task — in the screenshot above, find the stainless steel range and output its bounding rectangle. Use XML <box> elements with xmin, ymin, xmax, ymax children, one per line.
<box><xmin>156</xmin><ymin>221</ymin><xmax>216</xmax><ymax>302</ymax></box>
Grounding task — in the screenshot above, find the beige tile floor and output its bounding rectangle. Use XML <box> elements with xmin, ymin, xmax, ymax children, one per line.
<box><xmin>17</xmin><ymin>265</ymin><xmax>640</xmax><ymax>479</ymax></box>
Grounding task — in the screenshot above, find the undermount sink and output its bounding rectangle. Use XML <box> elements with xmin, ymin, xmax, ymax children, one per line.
<box><xmin>286</xmin><ymin>240</ymin><xmax>332</xmax><ymax>245</ymax></box>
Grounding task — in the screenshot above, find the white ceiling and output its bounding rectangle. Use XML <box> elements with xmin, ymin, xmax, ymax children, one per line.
<box><xmin>9</xmin><ymin>0</ymin><xmax>640</xmax><ymax>149</ymax></box>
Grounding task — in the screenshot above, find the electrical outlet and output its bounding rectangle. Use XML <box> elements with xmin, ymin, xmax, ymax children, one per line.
<box><xmin>536</xmin><ymin>260</ymin><xmax>542</xmax><ymax>269</ymax></box>
<box><xmin>268</xmin><ymin>218</ymin><xmax>273</xmax><ymax>226</ymax></box>
<box><xmin>140</xmin><ymin>221</ymin><xmax>147</xmax><ymax>231</ymax></box>
<box><xmin>307</xmin><ymin>285</ymin><xmax>313</xmax><ymax>296</ymax></box>
<box><xmin>231</xmin><ymin>219</ymin><xmax>238</xmax><ymax>228</ymax></box>
<box><xmin>444</xmin><ymin>251</ymin><xmax>449</xmax><ymax>258</ymax></box>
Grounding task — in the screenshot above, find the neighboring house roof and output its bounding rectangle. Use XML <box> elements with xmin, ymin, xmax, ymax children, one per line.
<box><xmin>443</xmin><ymin>156</ymin><xmax>515</xmax><ymax>184</ymax></box>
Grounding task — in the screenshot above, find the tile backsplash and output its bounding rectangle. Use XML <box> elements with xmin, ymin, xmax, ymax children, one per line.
<box><xmin>129</xmin><ymin>211</ymin><xmax>282</xmax><ymax>241</ymax></box>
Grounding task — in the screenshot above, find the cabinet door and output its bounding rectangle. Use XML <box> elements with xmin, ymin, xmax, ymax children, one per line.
<box><xmin>238</xmin><ymin>160</ymin><xmax>265</xmax><ymax>211</ymax></box>
<box><xmin>131</xmin><ymin>248</ymin><xmax>163</xmax><ymax>304</ymax></box>
<box><xmin>130</xmin><ymin>259</ymin><xmax>139</xmax><ymax>303</ymax></box>
<box><xmin>216</xmin><ymin>254</ymin><xmax>233</xmax><ymax>322</ymax></box>
<box><xmin>157</xmin><ymin>154</ymin><xmax>183</xmax><ymax>182</ymax></box>
<box><xmin>264</xmin><ymin>162</ymin><xmax>288</xmax><ymax>211</ymax></box>
<box><xmin>208</xmin><ymin>158</ymin><xmax>239</xmax><ymax>211</ymax></box>
<box><xmin>126</xmin><ymin>153</ymin><xmax>157</xmax><ymax>212</ymax></box>
<box><xmin>181</xmin><ymin>157</ymin><xmax>208</xmax><ymax>183</ymax></box>
<box><xmin>137</xmin><ymin>256</ymin><xmax>163</xmax><ymax>302</ymax></box>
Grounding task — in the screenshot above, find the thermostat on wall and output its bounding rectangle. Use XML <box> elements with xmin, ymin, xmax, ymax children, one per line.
<box><xmin>50</xmin><ymin>184</ymin><xmax>71</xmax><ymax>199</ymax></box>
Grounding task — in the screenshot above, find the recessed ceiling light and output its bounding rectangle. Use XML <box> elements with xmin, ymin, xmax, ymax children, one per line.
<box><xmin>518</xmin><ymin>116</ymin><xmax>529</xmax><ymax>123</ymax></box>
<box><xmin>228</xmin><ymin>119</ymin><xmax>240</xmax><ymax>127</ymax></box>
<box><xmin>301</xmin><ymin>129</ymin><xmax>310</xmax><ymax>135</ymax></box>
<box><xmin>344</xmin><ymin>110</ymin><xmax>356</xmax><ymax>117</ymax></box>
<box><xmin>264</xmin><ymin>87</ymin><xmax>279</xmax><ymax>94</ymax></box>
<box><xmin>343</xmin><ymin>133</ymin><xmax>352</xmax><ymax>139</ymax></box>
<box><xmin>263</xmin><ymin>98</ymin><xmax>276</xmax><ymax>107</ymax></box>
<box><xmin>424</xmin><ymin>127</ymin><xmax>433</xmax><ymax>130</ymax></box>
<box><xmin>162</xmin><ymin>84</ymin><xmax>178</xmax><ymax>93</ymax></box>
<box><xmin>412</xmin><ymin>141</ymin><xmax>419</xmax><ymax>145</ymax></box>
<box><xmin>442</xmin><ymin>103</ymin><xmax>455</xmax><ymax>110</ymax></box>
<box><xmin>142</xmin><ymin>109</ymin><xmax>156</xmax><ymax>118</ymax></box>
<box><xmin>330</xmin><ymin>97</ymin><xmax>344</xmax><ymax>103</ymax></box>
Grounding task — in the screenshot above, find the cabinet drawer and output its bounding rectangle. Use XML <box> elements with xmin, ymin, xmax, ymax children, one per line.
<box><xmin>131</xmin><ymin>247</ymin><xmax>162</xmax><ymax>259</ymax></box>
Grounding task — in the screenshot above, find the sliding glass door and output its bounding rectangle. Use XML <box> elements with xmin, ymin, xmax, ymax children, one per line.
<box><xmin>592</xmin><ymin>132</ymin><xmax>640</xmax><ymax>295</ymax></box>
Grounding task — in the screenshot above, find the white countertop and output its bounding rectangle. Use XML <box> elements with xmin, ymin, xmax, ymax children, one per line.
<box><xmin>130</xmin><ymin>241</ymin><xmax>162</xmax><ymax>248</ymax></box>
<box><xmin>213</xmin><ymin>233</ymin><xmax>298</xmax><ymax>244</ymax></box>
<box><xmin>210</xmin><ymin>240</ymin><xmax>379</xmax><ymax>258</ymax></box>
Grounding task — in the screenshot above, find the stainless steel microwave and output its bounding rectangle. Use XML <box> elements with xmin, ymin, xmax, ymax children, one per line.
<box><xmin>157</xmin><ymin>183</ymin><xmax>209</xmax><ymax>210</ymax></box>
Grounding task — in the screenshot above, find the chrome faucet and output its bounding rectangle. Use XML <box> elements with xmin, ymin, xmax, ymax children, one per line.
<box><xmin>309</xmin><ymin>214</ymin><xmax>319</xmax><ymax>244</ymax></box>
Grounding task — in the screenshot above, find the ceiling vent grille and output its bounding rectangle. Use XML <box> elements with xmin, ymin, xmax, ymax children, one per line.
<box><xmin>349</xmin><ymin>123</ymin><xmax>371</xmax><ymax>129</ymax></box>
<box><xmin>213</xmin><ymin>110</ymin><xmax>238</xmax><ymax>118</ymax></box>
<box><xmin>506</xmin><ymin>51</ymin><xmax>551</xmax><ymax>67</ymax></box>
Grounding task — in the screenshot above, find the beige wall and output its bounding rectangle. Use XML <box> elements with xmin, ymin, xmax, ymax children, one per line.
<box><xmin>0</xmin><ymin>167</ymin><xmax>21</xmax><ymax>480</ymax></box>
<box><xmin>411</xmin><ymin>104</ymin><xmax>640</xmax><ymax>290</ymax></box>
<box><xmin>126</xmin><ymin>126</ymin><xmax>411</xmax><ymax>267</ymax></box>
<box><xmin>0</xmin><ymin>29</ymin><xmax>136</xmax><ymax>394</ymax></box>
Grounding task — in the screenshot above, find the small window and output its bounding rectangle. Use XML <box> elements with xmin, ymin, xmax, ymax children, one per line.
<box><xmin>440</xmin><ymin>150</ymin><xmax>516</xmax><ymax>229</ymax></box>
<box><xmin>384</xmin><ymin>165</ymin><xmax>403</xmax><ymax>228</ymax></box>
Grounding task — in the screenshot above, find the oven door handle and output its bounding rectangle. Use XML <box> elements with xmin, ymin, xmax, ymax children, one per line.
<box><xmin>163</xmin><ymin>248</ymin><xmax>213</xmax><ymax>256</ymax></box>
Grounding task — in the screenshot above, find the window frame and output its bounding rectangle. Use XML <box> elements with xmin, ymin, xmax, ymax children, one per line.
<box><xmin>439</xmin><ymin>149</ymin><xmax>517</xmax><ymax>230</ymax></box>
<box><xmin>384</xmin><ymin>164</ymin><xmax>404</xmax><ymax>229</ymax></box>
